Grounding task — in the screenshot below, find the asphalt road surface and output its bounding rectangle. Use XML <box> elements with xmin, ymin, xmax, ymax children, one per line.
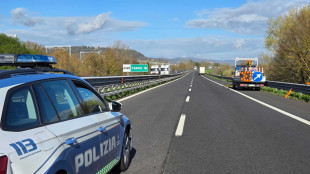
<box><xmin>111</xmin><ymin>72</ymin><xmax>310</xmax><ymax>174</ymax></box>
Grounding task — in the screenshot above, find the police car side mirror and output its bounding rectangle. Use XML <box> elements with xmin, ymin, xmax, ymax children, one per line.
<box><xmin>109</xmin><ymin>101</ymin><xmax>122</xmax><ymax>112</ymax></box>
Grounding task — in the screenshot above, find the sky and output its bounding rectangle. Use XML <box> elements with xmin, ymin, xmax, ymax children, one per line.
<box><xmin>0</xmin><ymin>0</ymin><xmax>309</xmax><ymax>60</ymax></box>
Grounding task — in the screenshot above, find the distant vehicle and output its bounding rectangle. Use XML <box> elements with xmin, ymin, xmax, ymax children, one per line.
<box><xmin>160</xmin><ymin>65</ymin><xmax>171</xmax><ymax>75</ymax></box>
<box><xmin>150</xmin><ymin>65</ymin><xmax>160</xmax><ymax>75</ymax></box>
<box><xmin>194</xmin><ymin>66</ymin><xmax>198</xmax><ymax>70</ymax></box>
<box><xmin>0</xmin><ymin>54</ymin><xmax>132</xmax><ymax>174</ymax></box>
<box><xmin>199</xmin><ymin>67</ymin><xmax>205</xmax><ymax>75</ymax></box>
<box><xmin>232</xmin><ymin>57</ymin><xmax>266</xmax><ymax>90</ymax></box>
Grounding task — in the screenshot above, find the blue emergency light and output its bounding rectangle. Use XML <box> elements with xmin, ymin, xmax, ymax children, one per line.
<box><xmin>0</xmin><ymin>54</ymin><xmax>57</xmax><ymax>65</ymax></box>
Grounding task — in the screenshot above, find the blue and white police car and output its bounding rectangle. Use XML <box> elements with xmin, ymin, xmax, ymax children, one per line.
<box><xmin>0</xmin><ymin>54</ymin><xmax>132</xmax><ymax>174</ymax></box>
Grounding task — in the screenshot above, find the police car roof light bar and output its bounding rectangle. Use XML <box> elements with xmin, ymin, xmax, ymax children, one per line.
<box><xmin>0</xmin><ymin>54</ymin><xmax>57</xmax><ymax>65</ymax></box>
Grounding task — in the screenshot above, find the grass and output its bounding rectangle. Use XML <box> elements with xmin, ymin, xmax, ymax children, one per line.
<box><xmin>261</xmin><ymin>87</ymin><xmax>310</xmax><ymax>103</ymax></box>
<box><xmin>205</xmin><ymin>69</ymin><xmax>212</xmax><ymax>74</ymax></box>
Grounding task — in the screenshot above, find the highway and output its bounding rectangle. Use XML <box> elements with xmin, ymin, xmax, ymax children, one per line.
<box><xmin>111</xmin><ymin>72</ymin><xmax>310</xmax><ymax>174</ymax></box>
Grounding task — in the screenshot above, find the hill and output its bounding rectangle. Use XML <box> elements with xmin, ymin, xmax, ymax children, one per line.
<box><xmin>47</xmin><ymin>45</ymin><xmax>234</xmax><ymax>65</ymax></box>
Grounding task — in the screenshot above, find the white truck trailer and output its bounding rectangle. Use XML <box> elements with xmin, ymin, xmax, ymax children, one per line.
<box><xmin>199</xmin><ymin>67</ymin><xmax>205</xmax><ymax>75</ymax></box>
<box><xmin>160</xmin><ymin>65</ymin><xmax>171</xmax><ymax>75</ymax></box>
<box><xmin>150</xmin><ymin>65</ymin><xmax>160</xmax><ymax>75</ymax></box>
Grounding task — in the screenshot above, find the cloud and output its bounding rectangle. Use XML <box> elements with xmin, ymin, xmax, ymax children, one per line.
<box><xmin>64</xmin><ymin>14</ymin><xmax>146</xmax><ymax>35</ymax></box>
<box><xmin>66</xmin><ymin>13</ymin><xmax>111</xmax><ymax>35</ymax></box>
<box><xmin>234</xmin><ymin>39</ymin><xmax>246</xmax><ymax>49</ymax></box>
<box><xmin>9</xmin><ymin>8</ymin><xmax>146</xmax><ymax>36</ymax></box>
<box><xmin>186</xmin><ymin>0</ymin><xmax>310</xmax><ymax>35</ymax></box>
<box><xmin>11</xmin><ymin>8</ymin><xmax>42</xmax><ymax>26</ymax></box>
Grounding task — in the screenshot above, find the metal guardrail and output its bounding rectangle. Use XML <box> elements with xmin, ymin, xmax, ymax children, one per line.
<box><xmin>265</xmin><ymin>81</ymin><xmax>310</xmax><ymax>94</ymax></box>
<box><xmin>82</xmin><ymin>73</ymin><xmax>184</xmax><ymax>96</ymax></box>
<box><xmin>207</xmin><ymin>74</ymin><xmax>310</xmax><ymax>95</ymax></box>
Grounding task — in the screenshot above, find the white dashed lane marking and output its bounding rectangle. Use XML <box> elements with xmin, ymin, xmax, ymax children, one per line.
<box><xmin>186</xmin><ymin>96</ymin><xmax>190</xmax><ymax>102</ymax></box>
<box><xmin>175</xmin><ymin>114</ymin><xmax>186</xmax><ymax>136</ymax></box>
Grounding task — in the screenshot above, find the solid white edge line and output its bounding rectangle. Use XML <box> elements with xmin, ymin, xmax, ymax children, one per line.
<box><xmin>186</xmin><ymin>96</ymin><xmax>190</xmax><ymax>102</ymax></box>
<box><xmin>228</xmin><ymin>88</ymin><xmax>310</xmax><ymax>126</ymax></box>
<box><xmin>175</xmin><ymin>114</ymin><xmax>186</xmax><ymax>136</ymax></box>
<box><xmin>202</xmin><ymin>75</ymin><xmax>310</xmax><ymax>126</ymax></box>
<box><xmin>117</xmin><ymin>74</ymin><xmax>188</xmax><ymax>102</ymax></box>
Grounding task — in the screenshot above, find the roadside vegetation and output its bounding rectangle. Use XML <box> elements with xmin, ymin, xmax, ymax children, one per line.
<box><xmin>209</xmin><ymin>63</ymin><xmax>234</xmax><ymax>77</ymax></box>
<box><xmin>0</xmin><ymin>34</ymin><xmax>194</xmax><ymax>76</ymax></box>
<box><xmin>262</xmin><ymin>5</ymin><xmax>310</xmax><ymax>84</ymax></box>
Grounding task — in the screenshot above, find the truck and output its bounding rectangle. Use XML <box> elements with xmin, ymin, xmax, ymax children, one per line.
<box><xmin>160</xmin><ymin>64</ymin><xmax>171</xmax><ymax>75</ymax></box>
<box><xmin>232</xmin><ymin>57</ymin><xmax>266</xmax><ymax>90</ymax></box>
<box><xmin>150</xmin><ymin>65</ymin><xmax>160</xmax><ymax>75</ymax></box>
<box><xmin>199</xmin><ymin>67</ymin><xmax>205</xmax><ymax>75</ymax></box>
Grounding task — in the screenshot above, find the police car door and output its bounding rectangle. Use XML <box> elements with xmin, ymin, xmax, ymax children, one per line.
<box><xmin>0</xmin><ymin>85</ymin><xmax>61</xmax><ymax>174</ymax></box>
<box><xmin>39</xmin><ymin>80</ymin><xmax>103</xmax><ymax>174</ymax></box>
<box><xmin>71</xmin><ymin>80</ymin><xmax>122</xmax><ymax>173</ymax></box>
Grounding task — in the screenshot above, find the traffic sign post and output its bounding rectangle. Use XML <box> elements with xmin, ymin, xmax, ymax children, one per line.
<box><xmin>123</xmin><ymin>64</ymin><xmax>148</xmax><ymax>73</ymax></box>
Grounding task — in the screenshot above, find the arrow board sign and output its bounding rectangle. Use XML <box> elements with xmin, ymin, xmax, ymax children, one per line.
<box><xmin>252</xmin><ymin>72</ymin><xmax>263</xmax><ymax>82</ymax></box>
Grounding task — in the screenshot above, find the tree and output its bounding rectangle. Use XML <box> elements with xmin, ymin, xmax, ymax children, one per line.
<box><xmin>186</xmin><ymin>60</ymin><xmax>195</xmax><ymax>70</ymax></box>
<box><xmin>212</xmin><ymin>63</ymin><xmax>233</xmax><ymax>76</ymax></box>
<box><xmin>0</xmin><ymin>34</ymin><xmax>30</xmax><ymax>54</ymax></box>
<box><xmin>24</xmin><ymin>41</ymin><xmax>46</xmax><ymax>55</ymax></box>
<box><xmin>102</xmin><ymin>41</ymin><xmax>139</xmax><ymax>76</ymax></box>
<box><xmin>50</xmin><ymin>49</ymin><xmax>82</xmax><ymax>75</ymax></box>
<box><xmin>171</xmin><ymin>64</ymin><xmax>177</xmax><ymax>73</ymax></box>
<box><xmin>178</xmin><ymin>62</ymin><xmax>187</xmax><ymax>71</ymax></box>
<box><xmin>265</xmin><ymin>5</ymin><xmax>310</xmax><ymax>83</ymax></box>
<box><xmin>103</xmin><ymin>48</ymin><xmax>122</xmax><ymax>76</ymax></box>
<box><xmin>82</xmin><ymin>53</ymin><xmax>105</xmax><ymax>76</ymax></box>
<box><xmin>200</xmin><ymin>61</ymin><xmax>212</xmax><ymax>68</ymax></box>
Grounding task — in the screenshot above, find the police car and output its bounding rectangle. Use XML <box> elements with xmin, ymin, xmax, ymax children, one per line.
<box><xmin>0</xmin><ymin>54</ymin><xmax>132</xmax><ymax>174</ymax></box>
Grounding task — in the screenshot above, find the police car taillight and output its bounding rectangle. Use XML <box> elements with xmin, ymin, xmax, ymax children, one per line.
<box><xmin>0</xmin><ymin>156</ymin><xmax>8</xmax><ymax>174</ymax></box>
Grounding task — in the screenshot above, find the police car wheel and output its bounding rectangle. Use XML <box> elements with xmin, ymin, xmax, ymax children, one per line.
<box><xmin>119</xmin><ymin>131</ymin><xmax>131</xmax><ymax>171</ymax></box>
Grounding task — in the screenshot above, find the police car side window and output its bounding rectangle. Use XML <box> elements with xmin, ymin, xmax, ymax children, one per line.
<box><xmin>41</xmin><ymin>80</ymin><xmax>83</xmax><ymax>120</ymax></box>
<box><xmin>73</xmin><ymin>82</ymin><xmax>107</xmax><ymax>114</ymax></box>
<box><xmin>3</xmin><ymin>86</ymin><xmax>40</xmax><ymax>131</ymax></box>
<box><xmin>33</xmin><ymin>84</ymin><xmax>59</xmax><ymax>124</ymax></box>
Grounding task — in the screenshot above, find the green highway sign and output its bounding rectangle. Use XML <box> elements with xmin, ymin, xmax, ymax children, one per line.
<box><xmin>123</xmin><ymin>64</ymin><xmax>148</xmax><ymax>72</ymax></box>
